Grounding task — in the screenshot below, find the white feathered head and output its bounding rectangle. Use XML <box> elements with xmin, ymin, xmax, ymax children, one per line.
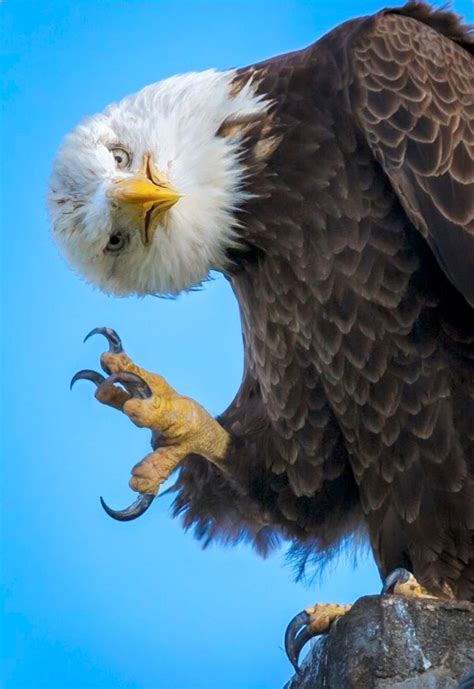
<box><xmin>48</xmin><ymin>69</ymin><xmax>273</xmax><ymax>296</ymax></box>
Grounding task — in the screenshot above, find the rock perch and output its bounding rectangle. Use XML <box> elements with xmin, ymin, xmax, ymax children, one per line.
<box><xmin>285</xmin><ymin>595</ymin><xmax>474</xmax><ymax>689</ymax></box>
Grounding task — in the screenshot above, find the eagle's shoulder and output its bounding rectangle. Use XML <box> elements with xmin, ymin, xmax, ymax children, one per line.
<box><xmin>347</xmin><ymin>2</ymin><xmax>474</xmax><ymax>305</ymax></box>
<box><xmin>377</xmin><ymin>1</ymin><xmax>473</xmax><ymax>53</ymax></box>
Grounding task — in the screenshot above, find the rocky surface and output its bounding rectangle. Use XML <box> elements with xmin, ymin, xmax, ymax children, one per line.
<box><xmin>284</xmin><ymin>595</ymin><xmax>474</xmax><ymax>689</ymax></box>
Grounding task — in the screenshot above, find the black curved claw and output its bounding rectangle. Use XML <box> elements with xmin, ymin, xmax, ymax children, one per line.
<box><xmin>382</xmin><ymin>567</ymin><xmax>410</xmax><ymax>594</ymax></box>
<box><xmin>84</xmin><ymin>327</ymin><xmax>123</xmax><ymax>353</ymax></box>
<box><xmin>97</xmin><ymin>372</ymin><xmax>152</xmax><ymax>400</ymax></box>
<box><xmin>284</xmin><ymin>610</ymin><xmax>312</xmax><ymax>674</ymax></box>
<box><xmin>70</xmin><ymin>369</ymin><xmax>106</xmax><ymax>390</ymax></box>
<box><xmin>100</xmin><ymin>493</ymin><xmax>155</xmax><ymax>521</ymax></box>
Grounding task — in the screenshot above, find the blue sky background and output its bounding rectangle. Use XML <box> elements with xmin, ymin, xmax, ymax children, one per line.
<box><xmin>1</xmin><ymin>1</ymin><xmax>472</xmax><ymax>688</ymax></box>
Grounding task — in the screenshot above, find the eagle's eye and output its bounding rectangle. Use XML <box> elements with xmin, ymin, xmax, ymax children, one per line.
<box><xmin>109</xmin><ymin>147</ymin><xmax>131</xmax><ymax>170</ymax></box>
<box><xmin>105</xmin><ymin>231</ymin><xmax>127</xmax><ymax>253</ymax></box>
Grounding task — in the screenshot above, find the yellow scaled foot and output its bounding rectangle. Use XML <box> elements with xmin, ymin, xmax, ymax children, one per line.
<box><xmin>71</xmin><ymin>327</ymin><xmax>230</xmax><ymax>521</ymax></box>
<box><xmin>285</xmin><ymin>602</ymin><xmax>352</xmax><ymax>671</ymax></box>
<box><xmin>382</xmin><ymin>567</ymin><xmax>452</xmax><ymax>599</ymax></box>
<box><xmin>305</xmin><ymin>602</ymin><xmax>352</xmax><ymax>635</ymax></box>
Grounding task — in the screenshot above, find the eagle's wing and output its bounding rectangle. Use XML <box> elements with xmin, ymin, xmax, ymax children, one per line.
<box><xmin>351</xmin><ymin>7</ymin><xmax>474</xmax><ymax>305</ymax></box>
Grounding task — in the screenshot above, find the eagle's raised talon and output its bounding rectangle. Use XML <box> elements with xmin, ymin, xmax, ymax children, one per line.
<box><xmin>71</xmin><ymin>365</ymin><xmax>131</xmax><ymax>412</ymax></box>
<box><xmin>72</xmin><ymin>327</ymin><xmax>230</xmax><ymax>522</ymax></box>
<box><xmin>70</xmin><ymin>369</ymin><xmax>106</xmax><ymax>389</ymax></box>
<box><xmin>84</xmin><ymin>326</ymin><xmax>123</xmax><ymax>353</ymax></box>
<box><xmin>99</xmin><ymin>492</ymin><xmax>155</xmax><ymax>522</ymax></box>
<box><xmin>96</xmin><ymin>371</ymin><xmax>153</xmax><ymax>400</ymax></box>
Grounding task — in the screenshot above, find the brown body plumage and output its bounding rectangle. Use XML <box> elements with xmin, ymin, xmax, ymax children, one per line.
<box><xmin>172</xmin><ymin>2</ymin><xmax>474</xmax><ymax>600</ymax></box>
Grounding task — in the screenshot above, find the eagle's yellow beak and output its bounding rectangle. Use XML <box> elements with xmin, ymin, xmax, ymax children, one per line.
<box><xmin>107</xmin><ymin>154</ymin><xmax>181</xmax><ymax>245</ymax></box>
<box><xmin>108</xmin><ymin>177</ymin><xmax>180</xmax><ymax>210</ymax></box>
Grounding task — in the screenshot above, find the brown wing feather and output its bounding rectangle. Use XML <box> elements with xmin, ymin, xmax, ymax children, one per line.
<box><xmin>351</xmin><ymin>7</ymin><xmax>474</xmax><ymax>305</ymax></box>
<box><xmin>171</xmin><ymin>362</ymin><xmax>363</xmax><ymax>563</ymax></box>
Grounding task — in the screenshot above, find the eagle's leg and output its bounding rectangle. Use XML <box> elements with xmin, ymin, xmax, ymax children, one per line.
<box><xmin>71</xmin><ymin>327</ymin><xmax>230</xmax><ymax>511</ymax></box>
<box><xmin>285</xmin><ymin>603</ymin><xmax>352</xmax><ymax>672</ymax></box>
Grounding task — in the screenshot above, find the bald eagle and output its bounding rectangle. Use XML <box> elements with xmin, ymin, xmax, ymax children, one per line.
<box><xmin>49</xmin><ymin>1</ymin><xmax>474</xmax><ymax>670</ymax></box>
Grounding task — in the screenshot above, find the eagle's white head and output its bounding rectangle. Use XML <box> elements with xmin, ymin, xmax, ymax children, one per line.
<box><xmin>48</xmin><ymin>70</ymin><xmax>273</xmax><ymax>296</ymax></box>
